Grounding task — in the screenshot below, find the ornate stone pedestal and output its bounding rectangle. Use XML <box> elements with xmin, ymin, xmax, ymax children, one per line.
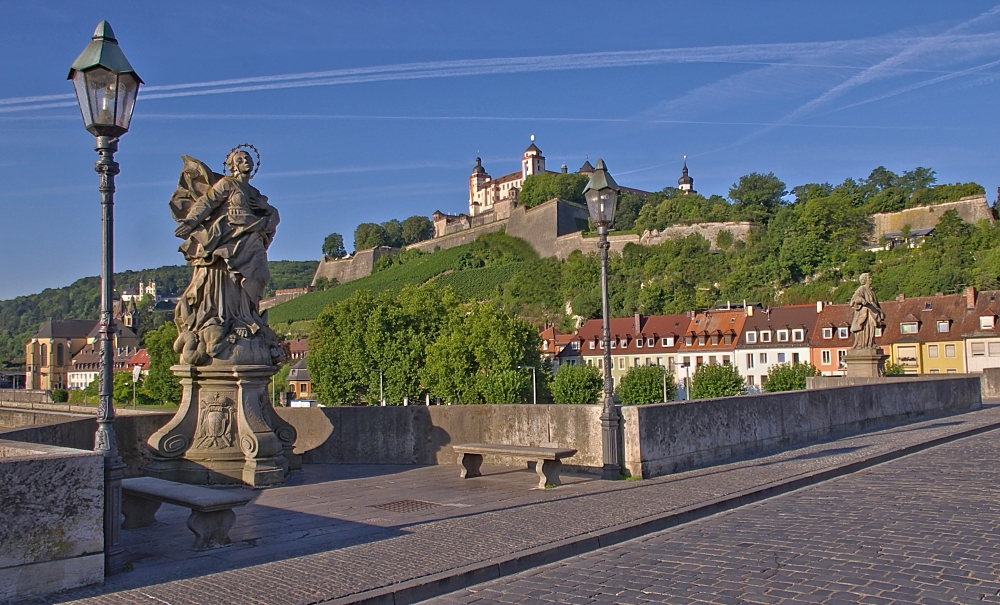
<box><xmin>145</xmin><ymin>364</ymin><xmax>299</xmax><ymax>487</ymax></box>
<box><xmin>844</xmin><ymin>348</ymin><xmax>888</xmax><ymax>378</ymax></box>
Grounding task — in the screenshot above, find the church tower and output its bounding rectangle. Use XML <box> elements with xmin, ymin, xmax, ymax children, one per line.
<box><xmin>678</xmin><ymin>156</ymin><xmax>696</xmax><ymax>194</ymax></box>
<box><xmin>522</xmin><ymin>136</ymin><xmax>545</xmax><ymax>179</ymax></box>
<box><xmin>469</xmin><ymin>157</ymin><xmax>489</xmax><ymax>216</ymax></box>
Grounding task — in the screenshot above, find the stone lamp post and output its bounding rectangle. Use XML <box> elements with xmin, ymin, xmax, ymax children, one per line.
<box><xmin>68</xmin><ymin>20</ymin><xmax>143</xmax><ymax>575</ymax></box>
<box><xmin>582</xmin><ymin>159</ymin><xmax>624</xmax><ymax>479</ymax></box>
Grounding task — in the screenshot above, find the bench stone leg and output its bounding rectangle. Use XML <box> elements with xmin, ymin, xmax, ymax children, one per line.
<box><xmin>122</xmin><ymin>494</ymin><xmax>162</xmax><ymax>529</ymax></box>
<box><xmin>536</xmin><ymin>459</ymin><xmax>563</xmax><ymax>489</ymax></box>
<box><xmin>187</xmin><ymin>509</ymin><xmax>237</xmax><ymax>551</ymax></box>
<box><xmin>458</xmin><ymin>452</ymin><xmax>483</xmax><ymax>479</ymax></box>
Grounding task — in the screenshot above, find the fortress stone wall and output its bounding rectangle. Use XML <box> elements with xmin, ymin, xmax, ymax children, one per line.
<box><xmin>311</xmin><ymin>246</ymin><xmax>398</xmax><ymax>287</ymax></box>
<box><xmin>871</xmin><ymin>195</ymin><xmax>994</xmax><ymax>240</ymax></box>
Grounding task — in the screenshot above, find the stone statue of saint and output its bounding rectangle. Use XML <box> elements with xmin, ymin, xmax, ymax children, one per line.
<box><xmin>849</xmin><ymin>272</ymin><xmax>885</xmax><ymax>349</ymax></box>
<box><xmin>168</xmin><ymin>145</ymin><xmax>284</xmax><ymax>367</ymax></box>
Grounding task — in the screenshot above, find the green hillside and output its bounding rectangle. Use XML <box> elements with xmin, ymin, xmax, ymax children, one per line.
<box><xmin>0</xmin><ymin>260</ymin><xmax>316</xmax><ymax>367</ymax></box>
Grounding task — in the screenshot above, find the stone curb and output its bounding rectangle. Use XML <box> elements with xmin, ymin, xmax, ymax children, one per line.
<box><xmin>320</xmin><ymin>417</ymin><xmax>1000</xmax><ymax>605</ymax></box>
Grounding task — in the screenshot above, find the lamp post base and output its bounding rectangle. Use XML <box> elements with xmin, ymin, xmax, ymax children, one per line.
<box><xmin>600</xmin><ymin>404</ymin><xmax>623</xmax><ymax>480</ymax></box>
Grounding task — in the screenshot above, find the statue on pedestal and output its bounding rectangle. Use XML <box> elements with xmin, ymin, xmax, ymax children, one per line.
<box><xmin>849</xmin><ymin>273</ymin><xmax>885</xmax><ymax>349</ymax></box>
<box><xmin>845</xmin><ymin>272</ymin><xmax>888</xmax><ymax>378</ymax></box>
<box><xmin>146</xmin><ymin>145</ymin><xmax>298</xmax><ymax>487</ymax></box>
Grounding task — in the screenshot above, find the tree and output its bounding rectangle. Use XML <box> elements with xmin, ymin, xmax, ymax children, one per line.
<box><xmin>402</xmin><ymin>216</ymin><xmax>434</xmax><ymax>244</ymax></box>
<box><xmin>617</xmin><ymin>365</ymin><xmax>674</xmax><ymax>404</ymax></box>
<box><xmin>762</xmin><ymin>362</ymin><xmax>818</xmax><ymax>392</ymax></box>
<box><xmin>322</xmin><ymin>233</ymin><xmax>346</xmax><ymax>258</ymax></box>
<box><xmin>354</xmin><ymin>223</ymin><xmax>387</xmax><ymax>251</ymax></box>
<box><xmin>551</xmin><ymin>363</ymin><xmax>603</xmax><ymax>405</ymax></box>
<box><xmin>884</xmin><ymin>362</ymin><xmax>905</xmax><ymax>376</ymax></box>
<box><xmin>518</xmin><ymin>172</ymin><xmax>589</xmax><ymax>208</ymax></box>
<box><xmin>142</xmin><ymin>322</ymin><xmax>181</xmax><ymax>405</ymax></box>
<box><xmin>690</xmin><ymin>363</ymin><xmax>744</xmax><ymax>399</ymax></box>
<box><xmin>309</xmin><ymin>285</ymin><xmax>458</xmax><ymax>405</ymax></box>
<box><xmin>420</xmin><ymin>301</ymin><xmax>540</xmax><ymax>404</ymax></box>
<box><xmin>728</xmin><ymin>172</ymin><xmax>787</xmax><ymax>222</ymax></box>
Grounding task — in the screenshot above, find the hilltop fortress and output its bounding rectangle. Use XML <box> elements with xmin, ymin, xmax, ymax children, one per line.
<box><xmin>312</xmin><ymin>140</ymin><xmax>751</xmax><ymax>287</ymax></box>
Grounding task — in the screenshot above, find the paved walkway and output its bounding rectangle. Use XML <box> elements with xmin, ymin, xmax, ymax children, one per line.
<box><xmin>425</xmin><ymin>416</ymin><xmax>1000</xmax><ymax>605</ymax></box>
<box><xmin>39</xmin><ymin>404</ymin><xmax>1000</xmax><ymax>605</ymax></box>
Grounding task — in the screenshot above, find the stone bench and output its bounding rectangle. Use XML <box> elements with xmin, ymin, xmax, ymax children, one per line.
<box><xmin>453</xmin><ymin>443</ymin><xmax>578</xmax><ymax>489</ymax></box>
<box><xmin>121</xmin><ymin>477</ymin><xmax>253</xmax><ymax>550</ymax></box>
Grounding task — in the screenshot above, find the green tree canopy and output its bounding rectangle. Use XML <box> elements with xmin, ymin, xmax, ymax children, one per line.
<box><xmin>690</xmin><ymin>363</ymin><xmax>744</xmax><ymax>399</ymax></box>
<box><xmin>402</xmin><ymin>215</ymin><xmax>434</xmax><ymax>244</ymax></box>
<box><xmin>762</xmin><ymin>362</ymin><xmax>819</xmax><ymax>392</ymax></box>
<box><xmin>518</xmin><ymin>172</ymin><xmax>589</xmax><ymax>208</ymax></box>
<box><xmin>141</xmin><ymin>322</ymin><xmax>181</xmax><ymax>405</ymax></box>
<box><xmin>551</xmin><ymin>363</ymin><xmax>603</xmax><ymax>405</ymax></box>
<box><xmin>420</xmin><ymin>301</ymin><xmax>540</xmax><ymax>404</ymax></box>
<box><xmin>322</xmin><ymin>232</ymin><xmax>346</xmax><ymax>258</ymax></box>
<box><xmin>617</xmin><ymin>364</ymin><xmax>674</xmax><ymax>405</ymax></box>
<box><xmin>728</xmin><ymin>172</ymin><xmax>787</xmax><ymax>223</ymax></box>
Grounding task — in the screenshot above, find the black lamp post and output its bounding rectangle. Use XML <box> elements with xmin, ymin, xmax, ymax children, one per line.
<box><xmin>583</xmin><ymin>159</ymin><xmax>623</xmax><ymax>479</ymax></box>
<box><xmin>68</xmin><ymin>20</ymin><xmax>142</xmax><ymax>575</ymax></box>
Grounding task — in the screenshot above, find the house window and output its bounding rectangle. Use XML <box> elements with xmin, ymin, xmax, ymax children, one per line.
<box><xmin>708</xmin><ymin>356</ymin><xmax>717</xmax><ymax>365</ymax></box>
<box><xmin>822</xmin><ymin>327</ymin><xmax>833</xmax><ymax>339</ymax></box>
<box><xmin>747</xmin><ymin>375</ymin><xmax>755</xmax><ymax>385</ymax></box>
<box><xmin>646</xmin><ymin>357</ymin><xmax>652</xmax><ymax>365</ymax></box>
<box><xmin>722</xmin><ymin>355</ymin><xmax>730</xmax><ymax>365</ymax></box>
<box><xmin>759</xmin><ymin>353</ymin><xmax>768</xmax><ymax>364</ymax></box>
<box><xmin>634</xmin><ymin>357</ymin><xmax>640</xmax><ymax>367</ymax></box>
<box><xmin>746</xmin><ymin>332</ymin><xmax>757</xmax><ymax>344</ymax></box>
<box><xmin>928</xmin><ymin>344</ymin><xmax>939</xmax><ymax>358</ymax></box>
<box><xmin>777</xmin><ymin>330</ymin><xmax>789</xmax><ymax>342</ymax></box>
<box><xmin>900</xmin><ymin>322</ymin><xmax>918</xmax><ymax>334</ymax></box>
<box><xmin>56</xmin><ymin>344</ymin><xmax>64</xmax><ymax>366</ymax></box>
<box><xmin>747</xmin><ymin>354</ymin><xmax>754</xmax><ymax>369</ymax></box>
<box><xmin>929</xmin><ymin>369</ymin><xmax>940</xmax><ymax>374</ymax></box>
<box><xmin>981</xmin><ymin>316</ymin><xmax>995</xmax><ymax>329</ymax></box>
<box><xmin>662</xmin><ymin>337</ymin><xmax>674</xmax><ymax>346</ymax></box>
<box><xmin>636</xmin><ymin>339</ymin><xmax>643</xmax><ymax>348</ymax></box>
<box><xmin>600</xmin><ymin>341</ymin><xmax>605</xmax><ymax>349</ymax></box>
<box><xmin>611</xmin><ymin>341</ymin><xmax>617</xmax><ymax>349</ymax></box>
<box><xmin>972</xmin><ymin>342</ymin><xmax>986</xmax><ymax>357</ymax></box>
<box><xmin>990</xmin><ymin>343</ymin><xmax>1000</xmax><ymax>357</ymax></box>
<box><xmin>947</xmin><ymin>368</ymin><xmax>957</xmax><ymax>373</ymax></box>
<box><xmin>618</xmin><ymin>358</ymin><xmax>624</xmax><ymax>369</ymax></box>
<box><xmin>838</xmin><ymin>327</ymin><xmax>849</xmax><ymax>339</ymax></box>
<box><xmin>657</xmin><ymin>357</ymin><xmax>663</xmax><ymax>365</ymax></box>
<box><xmin>793</xmin><ymin>353</ymin><xmax>800</xmax><ymax>363</ymax></box>
<box><xmin>898</xmin><ymin>346</ymin><xmax>918</xmax><ymax>367</ymax></box>
<box><xmin>590</xmin><ymin>341</ymin><xmax>596</xmax><ymax>349</ymax></box>
<box><xmin>710</xmin><ymin>335</ymin><xmax>719</xmax><ymax>346</ymax></box>
<box><xmin>777</xmin><ymin>353</ymin><xmax>786</xmax><ymax>363</ymax></box>
<box><xmin>685</xmin><ymin>336</ymin><xmax>693</xmax><ymax>346</ymax></box>
<box><xmin>945</xmin><ymin>344</ymin><xmax>956</xmax><ymax>358</ymax></box>
<box><xmin>937</xmin><ymin>320</ymin><xmax>950</xmax><ymax>333</ymax></box>
<box><xmin>571</xmin><ymin>341</ymin><xmax>580</xmax><ymax>350</ymax></box>
<box><xmin>821</xmin><ymin>350</ymin><xmax>831</xmax><ymax>365</ymax></box>
<box><xmin>647</xmin><ymin>338</ymin><xmax>654</xmax><ymax>347</ymax></box>
<box><xmin>875</xmin><ymin>327</ymin><xmax>883</xmax><ymax>337</ymax></box>
<box><xmin>760</xmin><ymin>331</ymin><xmax>771</xmax><ymax>343</ymax></box>
<box><xmin>597</xmin><ymin>358</ymin><xmax>602</xmax><ymax>369</ymax></box>
<box><xmin>698</xmin><ymin>336</ymin><xmax>706</xmax><ymax>346</ymax></box>
<box><xmin>792</xmin><ymin>329</ymin><xmax>804</xmax><ymax>342</ymax></box>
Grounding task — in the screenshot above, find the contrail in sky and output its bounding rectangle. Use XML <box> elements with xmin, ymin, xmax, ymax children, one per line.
<box><xmin>0</xmin><ymin>35</ymin><xmax>993</xmax><ymax>114</ymax></box>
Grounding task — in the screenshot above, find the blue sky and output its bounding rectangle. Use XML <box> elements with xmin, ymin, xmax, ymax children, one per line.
<box><xmin>2</xmin><ymin>1</ymin><xmax>1000</xmax><ymax>299</ymax></box>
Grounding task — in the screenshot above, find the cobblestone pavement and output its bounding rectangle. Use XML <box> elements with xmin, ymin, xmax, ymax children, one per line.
<box><xmin>40</xmin><ymin>405</ymin><xmax>1000</xmax><ymax>605</ymax></box>
<box><xmin>424</xmin><ymin>424</ymin><xmax>1000</xmax><ymax>605</ymax></box>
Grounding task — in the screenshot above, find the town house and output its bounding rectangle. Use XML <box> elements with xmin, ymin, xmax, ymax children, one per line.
<box><xmin>735</xmin><ymin>303</ymin><xmax>818</xmax><ymax>391</ymax></box>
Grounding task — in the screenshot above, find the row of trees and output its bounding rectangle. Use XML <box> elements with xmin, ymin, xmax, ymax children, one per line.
<box><xmin>322</xmin><ymin>215</ymin><xmax>435</xmax><ymax>258</ymax></box>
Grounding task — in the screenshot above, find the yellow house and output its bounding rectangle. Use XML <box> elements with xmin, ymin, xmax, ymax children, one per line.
<box><xmin>881</xmin><ymin>295</ymin><xmax>968</xmax><ymax>375</ymax></box>
<box><xmin>25</xmin><ymin>320</ymin><xmax>97</xmax><ymax>390</ymax></box>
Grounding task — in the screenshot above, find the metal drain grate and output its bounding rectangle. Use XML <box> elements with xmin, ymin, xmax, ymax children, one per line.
<box><xmin>369</xmin><ymin>499</ymin><xmax>442</xmax><ymax>513</ymax></box>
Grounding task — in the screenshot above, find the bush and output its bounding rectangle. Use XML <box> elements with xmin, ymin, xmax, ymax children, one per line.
<box><xmin>762</xmin><ymin>362</ymin><xmax>819</xmax><ymax>392</ymax></box>
<box><xmin>617</xmin><ymin>365</ymin><xmax>675</xmax><ymax>405</ymax></box>
<box><xmin>552</xmin><ymin>363</ymin><xmax>603</xmax><ymax>404</ymax></box>
<box><xmin>51</xmin><ymin>388</ymin><xmax>68</xmax><ymax>403</ymax></box>
<box><xmin>884</xmin><ymin>362</ymin><xmax>905</xmax><ymax>376</ymax></box>
<box><xmin>690</xmin><ymin>363</ymin><xmax>744</xmax><ymax>399</ymax></box>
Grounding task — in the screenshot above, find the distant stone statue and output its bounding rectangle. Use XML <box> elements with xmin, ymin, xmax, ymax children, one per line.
<box><xmin>168</xmin><ymin>145</ymin><xmax>284</xmax><ymax>367</ymax></box>
<box><xmin>849</xmin><ymin>273</ymin><xmax>885</xmax><ymax>349</ymax></box>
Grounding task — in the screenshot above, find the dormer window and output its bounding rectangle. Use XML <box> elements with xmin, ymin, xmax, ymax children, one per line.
<box><xmin>636</xmin><ymin>339</ymin><xmax>643</xmax><ymax>348</ymax></box>
<box><xmin>746</xmin><ymin>332</ymin><xmax>757</xmax><ymax>344</ymax></box>
<box><xmin>760</xmin><ymin>331</ymin><xmax>771</xmax><ymax>343</ymax></box>
<box><xmin>662</xmin><ymin>337</ymin><xmax>675</xmax><ymax>347</ymax></box>
<box><xmin>792</xmin><ymin>329</ymin><xmax>804</xmax><ymax>342</ymax></box>
<box><xmin>937</xmin><ymin>320</ymin><xmax>950</xmax><ymax>333</ymax></box>
<box><xmin>981</xmin><ymin>315</ymin><xmax>996</xmax><ymax>329</ymax></box>
<box><xmin>838</xmin><ymin>327</ymin><xmax>849</xmax><ymax>339</ymax></box>
<box><xmin>698</xmin><ymin>335</ymin><xmax>706</xmax><ymax>346</ymax></box>
<box><xmin>777</xmin><ymin>330</ymin><xmax>789</xmax><ymax>342</ymax></box>
<box><xmin>900</xmin><ymin>322</ymin><xmax>918</xmax><ymax>334</ymax></box>
<box><xmin>590</xmin><ymin>341</ymin><xmax>596</xmax><ymax>350</ymax></box>
<box><xmin>647</xmin><ymin>338</ymin><xmax>654</xmax><ymax>347</ymax></box>
<box><xmin>822</xmin><ymin>327</ymin><xmax>833</xmax><ymax>339</ymax></box>
<box><xmin>710</xmin><ymin>334</ymin><xmax>719</xmax><ymax>346</ymax></box>
<box><xmin>571</xmin><ymin>341</ymin><xmax>580</xmax><ymax>350</ymax></box>
<box><xmin>611</xmin><ymin>341</ymin><xmax>617</xmax><ymax>349</ymax></box>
